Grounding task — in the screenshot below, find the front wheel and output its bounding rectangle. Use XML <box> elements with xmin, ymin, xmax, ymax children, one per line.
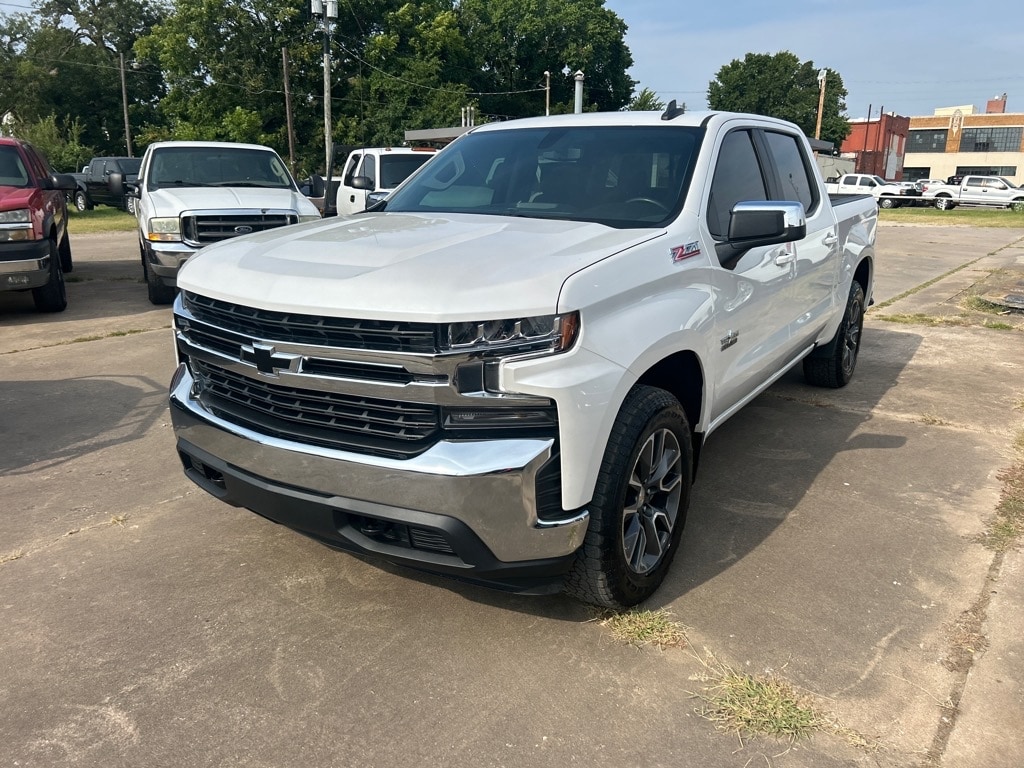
<box><xmin>144</xmin><ymin>257</ymin><xmax>176</xmax><ymax>305</ymax></box>
<box><xmin>125</xmin><ymin>197</ymin><xmax>137</xmax><ymax>216</ymax></box>
<box><xmin>74</xmin><ymin>190</ymin><xmax>91</xmax><ymax>212</ymax></box>
<box><xmin>879</xmin><ymin>197</ymin><xmax>896</xmax><ymax>209</ymax></box>
<box><xmin>803</xmin><ymin>282</ymin><xmax>865</xmax><ymax>388</ymax></box>
<box><xmin>564</xmin><ymin>386</ymin><xmax>693</xmax><ymax>609</ymax></box>
<box><xmin>32</xmin><ymin>239</ymin><xmax>68</xmax><ymax>313</ymax></box>
<box><xmin>934</xmin><ymin>196</ymin><xmax>955</xmax><ymax>211</ymax></box>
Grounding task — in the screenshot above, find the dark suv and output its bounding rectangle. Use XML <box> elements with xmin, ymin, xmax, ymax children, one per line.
<box><xmin>0</xmin><ymin>137</ymin><xmax>78</xmax><ymax>312</ymax></box>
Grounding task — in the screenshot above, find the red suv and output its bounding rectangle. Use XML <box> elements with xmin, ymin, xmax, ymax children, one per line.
<box><xmin>0</xmin><ymin>137</ymin><xmax>78</xmax><ymax>312</ymax></box>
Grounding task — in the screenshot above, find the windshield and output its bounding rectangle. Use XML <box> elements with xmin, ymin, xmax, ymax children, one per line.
<box><xmin>0</xmin><ymin>146</ymin><xmax>30</xmax><ymax>188</ymax></box>
<box><xmin>379</xmin><ymin>153</ymin><xmax>433</xmax><ymax>189</ymax></box>
<box><xmin>382</xmin><ymin>126</ymin><xmax>702</xmax><ymax>228</ymax></box>
<box><xmin>148</xmin><ymin>146</ymin><xmax>294</xmax><ymax>190</ymax></box>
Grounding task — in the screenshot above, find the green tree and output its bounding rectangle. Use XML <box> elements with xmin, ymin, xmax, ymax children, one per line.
<box><xmin>458</xmin><ymin>0</ymin><xmax>634</xmax><ymax>118</ymax></box>
<box><xmin>10</xmin><ymin>113</ymin><xmax>93</xmax><ymax>171</ymax></box>
<box><xmin>626</xmin><ymin>87</ymin><xmax>664</xmax><ymax>112</ymax></box>
<box><xmin>707</xmin><ymin>51</ymin><xmax>850</xmax><ymax>146</ymax></box>
<box><xmin>32</xmin><ymin>0</ymin><xmax>167</xmax><ymax>155</ymax></box>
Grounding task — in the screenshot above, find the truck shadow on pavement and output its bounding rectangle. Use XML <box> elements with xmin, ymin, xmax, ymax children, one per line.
<box><xmin>661</xmin><ymin>326</ymin><xmax>920</xmax><ymax>606</ymax></box>
<box><xmin>0</xmin><ymin>374</ymin><xmax>168</xmax><ymax>475</ymax></box>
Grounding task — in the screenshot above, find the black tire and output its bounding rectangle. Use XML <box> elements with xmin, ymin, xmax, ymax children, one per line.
<box><xmin>144</xmin><ymin>257</ymin><xmax>176</xmax><ymax>305</ymax></box>
<box><xmin>879</xmin><ymin>197</ymin><xmax>896</xmax><ymax>209</ymax></box>
<box><xmin>934</xmin><ymin>196</ymin><xmax>954</xmax><ymax>211</ymax></box>
<box><xmin>74</xmin><ymin>190</ymin><xmax>91</xmax><ymax>212</ymax></box>
<box><xmin>126</xmin><ymin>197</ymin><xmax>137</xmax><ymax>216</ymax></box>
<box><xmin>58</xmin><ymin>230</ymin><xmax>73</xmax><ymax>273</ymax></box>
<box><xmin>32</xmin><ymin>239</ymin><xmax>68</xmax><ymax>313</ymax></box>
<box><xmin>803</xmin><ymin>281</ymin><xmax>865</xmax><ymax>388</ymax></box>
<box><xmin>564</xmin><ymin>386</ymin><xmax>693</xmax><ymax>609</ymax></box>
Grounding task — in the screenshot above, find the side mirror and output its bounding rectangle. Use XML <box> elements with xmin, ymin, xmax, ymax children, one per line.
<box><xmin>126</xmin><ymin>181</ymin><xmax>140</xmax><ymax>198</ymax></box>
<box><xmin>107</xmin><ymin>171</ymin><xmax>125</xmax><ymax>195</ymax></box>
<box><xmin>716</xmin><ymin>201</ymin><xmax>807</xmax><ymax>269</ymax></box>
<box><xmin>350</xmin><ymin>175</ymin><xmax>373</xmax><ymax>191</ymax></box>
<box><xmin>50</xmin><ymin>172</ymin><xmax>79</xmax><ymax>192</ymax></box>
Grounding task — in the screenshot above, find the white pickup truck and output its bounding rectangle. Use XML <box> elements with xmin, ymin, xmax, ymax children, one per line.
<box><xmin>335</xmin><ymin>146</ymin><xmax>436</xmax><ymax>216</ymax></box>
<box><xmin>823</xmin><ymin>173</ymin><xmax>917</xmax><ymax>208</ymax></box>
<box><xmin>923</xmin><ymin>175</ymin><xmax>1024</xmax><ymax>210</ymax></box>
<box><xmin>121</xmin><ymin>141</ymin><xmax>321</xmax><ymax>304</ymax></box>
<box><xmin>168</xmin><ymin>109</ymin><xmax>877</xmax><ymax>608</ymax></box>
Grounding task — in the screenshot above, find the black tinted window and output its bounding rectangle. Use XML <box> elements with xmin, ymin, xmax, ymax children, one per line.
<box><xmin>384</xmin><ymin>126</ymin><xmax>702</xmax><ymax>228</ymax></box>
<box><xmin>706</xmin><ymin>130</ymin><xmax>767</xmax><ymax>238</ymax></box>
<box><xmin>764</xmin><ymin>131</ymin><xmax>817</xmax><ymax>211</ymax></box>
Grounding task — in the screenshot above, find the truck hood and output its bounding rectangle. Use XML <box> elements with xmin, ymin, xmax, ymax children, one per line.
<box><xmin>147</xmin><ymin>186</ymin><xmax>317</xmax><ymax>216</ymax></box>
<box><xmin>177</xmin><ymin>212</ymin><xmax>663</xmax><ymax>322</ymax></box>
<box><xmin>0</xmin><ymin>185</ymin><xmax>35</xmax><ymax>209</ymax></box>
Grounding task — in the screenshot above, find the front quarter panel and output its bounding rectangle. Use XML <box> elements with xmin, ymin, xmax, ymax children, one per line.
<box><xmin>502</xmin><ymin>221</ymin><xmax>715</xmax><ymax>509</ymax></box>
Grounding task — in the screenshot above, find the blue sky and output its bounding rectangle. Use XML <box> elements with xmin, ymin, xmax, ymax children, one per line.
<box><xmin>3</xmin><ymin>0</ymin><xmax>1022</xmax><ymax>119</ymax></box>
<box><xmin>604</xmin><ymin>0</ymin><xmax>1024</xmax><ymax>118</ymax></box>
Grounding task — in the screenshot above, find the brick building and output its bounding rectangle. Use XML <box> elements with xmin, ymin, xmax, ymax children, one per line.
<box><xmin>902</xmin><ymin>94</ymin><xmax>1024</xmax><ymax>184</ymax></box>
<box><xmin>841</xmin><ymin>112</ymin><xmax>911</xmax><ymax>179</ymax></box>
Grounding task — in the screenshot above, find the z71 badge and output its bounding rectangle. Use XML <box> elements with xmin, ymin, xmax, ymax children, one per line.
<box><xmin>671</xmin><ymin>241</ymin><xmax>701</xmax><ymax>262</ymax></box>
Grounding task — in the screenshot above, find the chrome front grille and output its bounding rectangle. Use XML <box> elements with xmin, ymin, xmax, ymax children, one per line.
<box><xmin>181</xmin><ymin>213</ymin><xmax>297</xmax><ymax>246</ymax></box>
<box><xmin>192</xmin><ymin>359</ymin><xmax>441</xmax><ymax>457</ymax></box>
<box><xmin>182</xmin><ymin>291</ymin><xmax>439</xmax><ymax>353</ymax></box>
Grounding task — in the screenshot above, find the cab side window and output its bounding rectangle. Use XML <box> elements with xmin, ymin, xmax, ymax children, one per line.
<box><xmin>764</xmin><ymin>131</ymin><xmax>818</xmax><ymax>213</ymax></box>
<box><xmin>706</xmin><ymin>130</ymin><xmax>768</xmax><ymax>238</ymax></box>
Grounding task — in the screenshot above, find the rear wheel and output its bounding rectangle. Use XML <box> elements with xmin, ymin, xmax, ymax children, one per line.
<box><xmin>564</xmin><ymin>386</ymin><xmax>692</xmax><ymax>609</ymax></box>
<box><xmin>32</xmin><ymin>239</ymin><xmax>68</xmax><ymax>313</ymax></box>
<box><xmin>126</xmin><ymin>197</ymin><xmax>137</xmax><ymax>216</ymax></box>
<box><xmin>803</xmin><ymin>282</ymin><xmax>864</xmax><ymax>388</ymax></box>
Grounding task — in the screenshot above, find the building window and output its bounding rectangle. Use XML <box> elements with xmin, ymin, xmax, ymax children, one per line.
<box><xmin>907</xmin><ymin>129</ymin><xmax>948</xmax><ymax>152</ymax></box>
<box><xmin>902</xmin><ymin>167</ymin><xmax>931</xmax><ymax>181</ymax></box>
<box><xmin>959</xmin><ymin>127</ymin><xmax>1023</xmax><ymax>153</ymax></box>
<box><xmin>955</xmin><ymin>165</ymin><xmax>1017</xmax><ymax>177</ymax></box>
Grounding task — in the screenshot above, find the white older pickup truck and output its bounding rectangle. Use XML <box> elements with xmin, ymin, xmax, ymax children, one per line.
<box><xmin>823</xmin><ymin>173</ymin><xmax>915</xmax><ymax>208</ymax></box>
<box><xmin>169</xmin><ymin>107</ymin><xmax>876</xmax><ymax>608</ymax></box>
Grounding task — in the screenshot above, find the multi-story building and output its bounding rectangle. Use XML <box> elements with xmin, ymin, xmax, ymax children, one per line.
<box><xmin>903</xmin><ymin>94</ymin><xmax>1023</xmax><ymax>184</ymax></box>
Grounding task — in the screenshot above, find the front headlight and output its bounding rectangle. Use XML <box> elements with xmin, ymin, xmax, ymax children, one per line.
<box><xmin>147</xmin><ymin>217</ymin><xmax>181</xmax><ymax>241</ymax></box>
<box><xmin>446</xmin><ymin>311</ymin><xmax>580</xmax><ymax>354</ymax></box>
<box><xmin>0</xmin><ymin>208</ymin><xmax>31</xmax><ymax>224</ymax></box>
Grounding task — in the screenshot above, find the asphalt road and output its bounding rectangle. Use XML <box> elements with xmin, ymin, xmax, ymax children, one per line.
<box><xmin>2</xmin><ymin>225</ymin><xmax>1023</xmax><ymax>767</ymax></box>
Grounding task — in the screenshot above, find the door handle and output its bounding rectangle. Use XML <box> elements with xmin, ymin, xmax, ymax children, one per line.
<box><xmin>772</xmin><ymin>249</ymin><xmax>795</xmax><ymax>266</ymax></box>
<box><xmin>822</xmin><ymin>232</ymin><xmax>838</xmax><ymax>246</ymax></box>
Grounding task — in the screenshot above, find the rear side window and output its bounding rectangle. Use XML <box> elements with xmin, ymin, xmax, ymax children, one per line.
<box><xmin>764</xmin><ymin>131</ymin><xmax>818</xmax><ymax>212</ymax></box>
<box><xmin>706</xmin><ymin>130</ymin><xmax>767</xmax><ymax>238</ymax></box>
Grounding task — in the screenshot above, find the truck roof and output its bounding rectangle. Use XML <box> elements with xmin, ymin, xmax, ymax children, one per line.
<box><xmin>144</xmin><ymin>140</ymin><xmax>278</xmax><ymax>152</ymax></box>
<box><xmin>467</xmin><ymin>109</ymin><xmax>801</xmax><ymax>134</ymax></box>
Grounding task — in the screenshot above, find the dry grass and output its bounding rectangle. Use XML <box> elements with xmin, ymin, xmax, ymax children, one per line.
<box><xmin>689</xmin><ymin>650</ymin><xmax>870</xmax><ymax>748</ymax></box>
<box><xmin>599</xmin><ymin>608</ymin><xmax>687</xmax><ymax>649</ymax></box>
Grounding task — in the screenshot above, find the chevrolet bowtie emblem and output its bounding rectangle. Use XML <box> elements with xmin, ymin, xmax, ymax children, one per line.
<box><xmin>240</xmin><ymin>342</ymin><xmax>299</xmax><ymax>375</ymax></box>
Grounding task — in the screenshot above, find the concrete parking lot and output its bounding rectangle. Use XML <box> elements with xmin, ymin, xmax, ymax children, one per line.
<box><xmin>2</xmin><ymin>225</ymin><xmax>1023</xmax><ymax>767</ymax></box>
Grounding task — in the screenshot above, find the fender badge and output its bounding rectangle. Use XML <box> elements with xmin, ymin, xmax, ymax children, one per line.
<box><xmin>671</xmin><ymin>241</ymin><xmax>701</xmax><ymax>262</ymax></box>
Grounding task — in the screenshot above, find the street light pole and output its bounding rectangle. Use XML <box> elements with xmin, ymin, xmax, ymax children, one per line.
<box><xmin>815</xmin><ymin>68</ymin><xmax>827</xmax><ymax>140</ymax></box>
<box><xmin>312</xmin><ymin>0</ymin><xmax>337</xmax><ymax>214</ymax></box>
<box><xmin>119</xmin><ymin>52</ymin><xmax>133</xmax><ymax>157</ymax></box>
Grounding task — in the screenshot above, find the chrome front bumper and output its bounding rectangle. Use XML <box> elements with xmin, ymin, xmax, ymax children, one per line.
<box><xmin>169</xmin><ymin>365</ymin><xmax>589</xmax><ymax>587</ymax></box>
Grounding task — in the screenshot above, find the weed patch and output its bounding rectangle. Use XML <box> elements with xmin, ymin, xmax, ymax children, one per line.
<box><xmin>600</xmin><ymin>608</ymin><xmax>686</xmax><ymax>648</ymax></box>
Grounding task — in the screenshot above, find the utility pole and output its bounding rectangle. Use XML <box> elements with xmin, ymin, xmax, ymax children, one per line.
<box><xmin>312</xmin><ymin>0</ymin><xmax>337</xmax><ymax>214</ymax></box>
<box><xmin>119</xmin><ymin>52</ymin><xmax>133</xmax><ymax>157</ymax></box>
<box><xmin>814</xmin><ymin>68</ymin><xmax>827</xmax><ymax>140</ymax></box>
<box><xmin>544</xmin><ymin>70</ymin><xmax>550</xmax><ymax>116</ymax></box>
<box><xmin>282</xmin><ymin>47</ymin><xmax>296</xmax><ymax>175</ymax></box>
